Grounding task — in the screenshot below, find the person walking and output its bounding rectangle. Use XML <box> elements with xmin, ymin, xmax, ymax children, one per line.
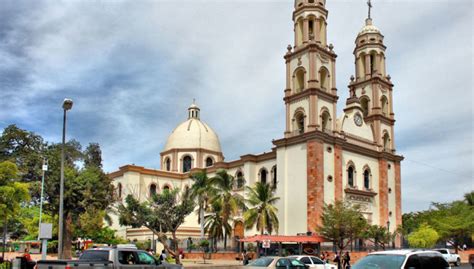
<box><xmin>343</xmin><ymin>251</ymin><xmax>351</xmax><ymax>269</ymax></box>
<box><xmin>333</xmin><ymin>252</ymin><xmax>341</xmax><ymax>269</ymax></box>
<box><xmin>242</xmin><ymin>250</ymin><xmax>249</xmax><ymax>265</ymax></box>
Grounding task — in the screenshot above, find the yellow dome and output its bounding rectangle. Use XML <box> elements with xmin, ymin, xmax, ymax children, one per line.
<box><xmin>163</xmin><ymin>104</ymin><xmax>222</xmax><ymax>153</ymax></box>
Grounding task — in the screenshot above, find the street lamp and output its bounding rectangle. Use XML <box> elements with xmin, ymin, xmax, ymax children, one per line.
<box><xmin>58</xmin><ymin>98</ymin><xmax>73</xmax><ymax>259</ymax></box>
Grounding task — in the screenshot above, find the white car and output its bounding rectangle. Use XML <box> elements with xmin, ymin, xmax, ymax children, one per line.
<box><xmin>289</xmin><ymin>255</ymin><xmax>337</xmax><ymax>269</ymax></box>
<box><xmin>433</xmin><ymin>248</ymin><xmax>461</xmax><ymax>267</ymax></box>
<box><xmin>352</xmin><ymin>249</ymin><xmax>451</xmax><ymax>269</ymax></box>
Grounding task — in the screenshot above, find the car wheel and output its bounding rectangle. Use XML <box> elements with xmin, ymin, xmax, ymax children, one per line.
<box><xmin>455</xmin><ymin>258</ymin><xmax>461</xmax><ymax>267</ymax></box>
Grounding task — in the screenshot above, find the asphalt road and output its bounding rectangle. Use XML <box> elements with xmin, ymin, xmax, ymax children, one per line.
<box><xmin>459</xmin><ymin>264</ymin><xmax>472</xmax><ymax>269</ymax></box>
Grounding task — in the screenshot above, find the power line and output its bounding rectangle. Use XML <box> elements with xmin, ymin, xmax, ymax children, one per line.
<box><xmin>405</xmin><ymin>158</ymin><xmax>474</xmax><ymax>180</ymax></box>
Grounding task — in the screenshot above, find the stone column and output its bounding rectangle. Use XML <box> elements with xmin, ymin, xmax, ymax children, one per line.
<box><xmin>394</xmin><ymin>162</ymin><xmax>402</xmax><ymax>247</ymax></box>
<box><xmin>334</xmin><ymin>144</ymin><xmax>343</xmax><ymax>201</ymax></box>
<box><xmin>378</xmin><ymin>159</ymin><xmax>389</xmax><ymax>227</ymax></box>
<box><xmin>303</xmin><ymin>18</ymin><xmax>309</xmax><ymax>44</ymax></box>
<box><xmin>365</xmin><ymin>54</ymin><xmax>371</xmax><ymax>79</ymax></box>
<box><xmin>315</xmin><ymin>18</ymin><xmax>321</xmax><ymax>43</ymax></box>
<box><xmin>307</xmin><ymin>140</ymin><xmax>325</xmax><ymax>232</ymax></box>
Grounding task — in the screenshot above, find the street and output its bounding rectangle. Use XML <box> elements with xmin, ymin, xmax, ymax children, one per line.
<box><xmin>459</xmin><ymin>264</ymin><xmax>472</xmax><ymax>269</ymax></box>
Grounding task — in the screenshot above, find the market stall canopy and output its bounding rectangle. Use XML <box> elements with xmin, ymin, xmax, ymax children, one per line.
<box><xmin>239</xmin><ymin>234</ymin><xmax>327</xmax><ymax>243</ymax></box>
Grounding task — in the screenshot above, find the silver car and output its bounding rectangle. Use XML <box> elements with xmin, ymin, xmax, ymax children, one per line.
<box><xmin>288</xmin><ymin>255</ymin><xmax>337</xmax><ymax>269</ymax></box>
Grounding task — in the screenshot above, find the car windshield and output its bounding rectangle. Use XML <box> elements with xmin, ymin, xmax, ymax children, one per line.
<box><xmin>247</xmin><ymin>257</ymin><xmax>274</xmax><ymax>267</ymax></box>
<box><xmin>352</xmin><ymin>254</ymin><xmax>405</xmax><ymax>269</ymax></box>
<box><xmin>289</xmin><ymin>259</ymin><xmax>306</xmax><ymax>267</ymax></box>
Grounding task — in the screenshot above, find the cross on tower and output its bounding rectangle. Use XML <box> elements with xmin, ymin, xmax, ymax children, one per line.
<box><xmin>367</xmin><ymin>0</ymin><xmax>373</xmax><ymax>19</ymax></box>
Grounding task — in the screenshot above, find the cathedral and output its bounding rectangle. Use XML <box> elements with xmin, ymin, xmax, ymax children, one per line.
<box><xmin>109</xmin><ymin>0</ymin><xmax>403</xmax><ymax>247</ymax></box>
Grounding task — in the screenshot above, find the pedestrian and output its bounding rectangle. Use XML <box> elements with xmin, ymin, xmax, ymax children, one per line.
<box><xmin>242</xmin><ymin>250</ymin><xmax>249</xmax><ymax>265</ymax></box>
<box><xmin>343</xmin><ymin>251</ymin><xmax>351</xmax><ymax>269</ymax></box>
<box><xmin>325</xmin><ymin>251</ymin><xmax>330</xmax><ymax>263</ymax></box>
<box><xmin>463</xmin><ymin>244</ymin><xmax>467</xmax><ymax>251</ymax></box>
<box><xmin>160</xmin><ymin>250</ymin><xmax>167</xmax><ymax>261</ymax></box>
<box><xmin>333</xmin><ymin>252</ymin><xmax>341</xmax><ymax>269</ymax></box>
<box><xmin>320</xmin><ymin>252</ymin><xmax>326</xmax><ymax>261</ymax></box>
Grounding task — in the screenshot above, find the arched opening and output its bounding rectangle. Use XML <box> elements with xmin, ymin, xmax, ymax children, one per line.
<box><xmin>149</xmin><ymin>184</ymin><xmax>157</xmax><ymax>197</ymax></box>
<box><xmin>165</xmin><ymin>158</ymin><xmax>171</xmax><ymax>171</ymax></box>
<box><xmin>359</xmin><ymin>53</ymin><xmax>367</xmax><ymax>78</ymax></box>
<box><xmin>271</xmin><ymin>165</ymin><xmax>277</xmax><ymax>188</ymax></box>
<box><xmin>381</xmin><ymin>96</ymin><xmax>389</xmax><ymax>116</ymax></box>
<box><xmin>117</xmin><ymin>183</ymin><xmax>122</xmax><ymax>198</ymax></box>
<box><xmin>308</xmin><ymin>17</ymin><xmax>315</xmax><ymax>40</ymax></box>
<box><xmin>321</xmin><ymin>110</ymin><xmax>331</xmax><ymax>132</ymax></box>
<box><xmin>294</xmin><ymin>68</ymin><xmax>305</xmax><ymax>93</ymax></box>
<box><xmin>295</xmin><ymin>111</ymin><xmax>305</xmax><ymax>134</ymax></box>
<box><xmin>163</xmin><ymin>185</ymin><xmax>170</xmax><ymax>193</ymax></box>
<box><xmin>183</xmin><ymin>156</ymin><xmax>192</xmax><ymax>172</ymax></box>
<box><xmin>260</xmin><ymin>168</ymin><xmax>268</xmax><ymax>184</ymax></box>
<box><xmin>347</xmin><ymin>166</ymin><xmax>355</xmax><ymax>187</ymax></box>
<box><xmin>236</xmin><ymin>171</ymin><xmax>245</xmax><ymax>189</ymax></box>
<box><xmin>363</xmin><ymin>170</ymin><xmax>370</xmax><ymax>190</ymax></box>
<box><xmin>319</xmin><ymin>67</ymin><xmax>330</xmax><ymax>91</ymax></box>
<box><xmin>360</xmin><ymin>96</ymin><xmax>370</xmax><ymax>117</ymax></box>
<box><xmin>370</xmin><ymin>52</ymin><xmax>377</xmax><ymax>76</ymax></box>
<box><xmin>383</xmin><ymin>132</ymin><xmax>390</xmax><ymax>151</ymax></box>
<box><xmin>206</xmin><ymin>157</ymin><xmax>214</xmax><ymax>167</ymax></box>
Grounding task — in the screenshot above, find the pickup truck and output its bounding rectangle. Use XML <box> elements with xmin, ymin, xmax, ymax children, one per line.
<box><xmin>37</xmin><ymin>248</ymin><xmax>182</xmax><ymax>269</ymax></box>
<box><xmin>433</xmin><ymin>248</ymin><xmax>461</xmax><ymax>267</ymax></box>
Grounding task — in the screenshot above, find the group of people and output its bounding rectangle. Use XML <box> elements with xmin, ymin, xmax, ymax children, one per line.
<box><xmin>321</xmin><ymin>251</ymin><xmax>351</xmax><ymax>269</ymax></box>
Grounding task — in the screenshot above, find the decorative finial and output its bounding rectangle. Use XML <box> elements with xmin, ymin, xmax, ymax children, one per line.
<box><xmin>350</xmin><ymin>75</ymin><xmax>355</xmax><ymax>83</ymax></box>
<box><xmin>367</xmin><ymin>0</ymin><xmax>373</xmax><ymax>20</ymax></box>
<box><xmin>287</xmin><ymin>44</ymin><xmax>292</xmax><ymax>53</ymax></box>
<box><xmin>193</xmin><ymin>98</ymin><xmax>196</xmax><ymax>104</ymax></box>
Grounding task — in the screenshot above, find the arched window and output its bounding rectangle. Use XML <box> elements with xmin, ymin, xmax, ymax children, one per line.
<box><xmin>236</xmin><ymin>171</ymin><xmax>245</xmax><ymax>189</ymax></box>
<box><xmin>295</xmin><ymin>111</ymin><xmax>305</xmax><ymax>134</ymax></box>
<box><xmin>294</xmin><ymin>68</ymin><xmax>305</xmax><ymax>93</ymax></box>
<box><xmin>381</xmin><ymin>96</ymin><xmax>389</xmax><ymax>116</ymax></box>
<box><xmin>360</xmin><ymin>96</ymin><xmax>370</xmax><ymax>117</ymax></box>
<box><xmin>163</xmin><ymin>185</ymin><xmax>170</xmax><ymax>193</ymax></box>
<box><xmin>165</xmin><ymin>158</ymin><xmax>171</xmax><ymax>171</ymax></box>
<box><xmin>308</xmin><ymin>18</ymin><xmax>315</xmax><ymax>40</ymax></box>
<box><xmin>206</xmin><ymin>157</ymin><xmax>214</xmax><ymax>167</ymax></box>
<box><xmin>149</xmin><ymin>184</ymin><xmax>157</xmax><ymax>197</ymax></box>
<box><xmin>183</xmin><ymin>156</ymin><xmax>192</xmax><ymax>172</ymax></box>
<box><xmin>271</xmin><ymin>165</ymin><xmax>277</xmax><ymax>188</ymax></box>
<box><xmin>363</xmin><ymin>170</ymin><xmax>370</xmax><ymax>190</ymax></box>
<box><xmin>321</xmin><ymin>110</ymin><xmax>331</xmax><ymax>132</ymax></box>
<box><xmin>347</xmin><ymin>166</ymin><xmax>355</xmax><ymax>187</ymax></box>
<box><xmin>260</xmin><ymin>168</ymin><xmax>268</xmax><ymax>184</ymax></box>
<box><xmin>319</xmin><ymin>67</ymin><xmax>330</xmax><ymax>90</ymax></box>
<box><xmin>383</xmin><ymin>132</ymin><xmax>390</xmax><ymax>151</ymax></box>
<box><xmin>117</xmin><ymin>183</ymin><xmax>122</xmax><ymax>198</ymax></box>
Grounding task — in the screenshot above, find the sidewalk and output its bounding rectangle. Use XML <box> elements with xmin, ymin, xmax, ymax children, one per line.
<box><xmin>182</xmin><ymin>259</ymin><xmax>243</xmax><ymax>268</ymax></box>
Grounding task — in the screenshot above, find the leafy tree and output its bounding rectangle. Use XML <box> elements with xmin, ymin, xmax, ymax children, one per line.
<box><xmin>17</xmin><ymin>206</ymin><xmax>56</xmax><ymax>240</ymax></box>
<box><xmin>407</xmin><ymin>224</ymin><xmax>439</xmax><ymax>248</ymax></box>
<box><xmin>244</xmin><ymin>182</ymin><xmax>280</xmax><ymax>235</ymax></box>
<box><xmin>118</xmin><ymin>188</ymin><xmax>195</xmax><ymax>264</ymax></box>
<box><xmin>364</xmin><ymin>225</ymin><xmax>396</xmax><ymax>250</ymax></box>
<box><xmin>189</xmin><ymin>171</ymin><xmax>213</xmax><ymax>239</ymax></box>
<box><xmin>0</xmin><ymin>161</ymin><xmax>30</xmax><ymax>260</ymax></box>
<box><xmin>318</xmin><ymin>201</ymin><xmax>368</xmax><ymax>255</ymax></box>
<box><xmin>83</xmin><ymin>143</ymin><xmax>102</xmax><ymax>169</ymax></box>
<box><xmin>465</xmin><ymin>191</ymin><xmax>474</xmax><ymax>206</ymax></box>
<box><xmin>210</xmin><ymin>170</ymin><xmax>245</xmax><ymax>250</ymax></box>
<box><xmin>0</xmin><ymin>125</ymin><xmax>46</xmax><ymax>182</ymax></box>
<box><xmin>428</xmin><ymin>201</ymin><xmax>474</xmax><ymax>252</ymax></box>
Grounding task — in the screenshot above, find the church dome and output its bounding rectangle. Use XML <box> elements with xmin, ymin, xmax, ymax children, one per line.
<box><xmin>163</xmin><ymin>103</ymin><xmax>222</xmax><ymax>153</ymax></box>
<box><xmin>358</xmin><ymin>18</ymin><xmax>381</xmax><ymax>36</ymax></box>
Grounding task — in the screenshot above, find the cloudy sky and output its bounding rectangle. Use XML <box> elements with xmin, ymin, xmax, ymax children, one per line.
<box><xmin>0</xmin><ymin>0</ymin><xmax>472</xmax><ymax>213</ymax></box>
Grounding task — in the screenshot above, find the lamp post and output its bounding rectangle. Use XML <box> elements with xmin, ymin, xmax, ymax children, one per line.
<box><xmin>58</xmin><ymin>98</ymin><xmax>73</xmax><ymax>259</ymax></box>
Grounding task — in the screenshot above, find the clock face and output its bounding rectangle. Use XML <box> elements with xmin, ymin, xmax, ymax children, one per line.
<box><xmin>354</xmin><ymin>113</ymin><xmax>363</xmax><ymax>126</ymax></box>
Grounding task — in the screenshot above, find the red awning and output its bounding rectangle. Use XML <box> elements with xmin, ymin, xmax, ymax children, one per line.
<box><xmin>239</xmin><ymin>234</ymin><xmax>327</xmax><ymax>243</ymax></box>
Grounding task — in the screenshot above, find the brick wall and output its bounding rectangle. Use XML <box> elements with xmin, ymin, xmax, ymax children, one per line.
<box><xmin>378</xmin><ymin>159</ymin><xmax>388</xmax><ymax>226</ymax></box>
<box><xmin>334</xmin><ymin>144</ymin><xmax>343</xmax><ymax>201</ymax></box>
<box><xmin>307</xmin><ymin>139</ymin><xmax>325</xmax><ymax>232</ymax></box>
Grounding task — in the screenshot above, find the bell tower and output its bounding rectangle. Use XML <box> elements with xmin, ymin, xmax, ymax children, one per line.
<box><xmin>348</xmin><ymin>1</ymin><xmax>396</xmax><ymax>152</ymax></box>
<box><xmin>284</xmin><ymin>0</ymin><xmax>338</xmax><ymax>138</ymax></box>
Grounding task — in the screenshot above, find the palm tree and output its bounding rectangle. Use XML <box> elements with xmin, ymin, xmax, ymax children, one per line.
<box><xmin>464</xmin><ymin>191</ymin><xmax>474</xmax><ymax>206</ymax></box>
<box><xmin>244</xmin><ymin>181</ymin><xmax>280</xmax><ymax>235</ymax></box>
<box><xmin>189</xmin><ymin>170</ymin><xmax>214</xmax><ymax>239</ymax></box>
<box><xmin>210</xmin><ymin>169</ymin><xmax>246</xmax><ymax>250</ymax></box>
<box><xmin>204</xmin><ymin>201</ymin><xmax>232</xmax><ymax>252</ymax></box>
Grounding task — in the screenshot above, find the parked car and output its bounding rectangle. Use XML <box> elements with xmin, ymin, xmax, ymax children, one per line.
<box><xmin>351</xmin><ymin>250</ymin><xmax>451</xmax><ymax>269</ymax></box>
<box><xmin>288</xmin><ymin>255</ymin><xmax>337</xmax><ymax>269</ymax></box>
<box><xmin>433</xmin><ymin>248</ymin><xmax>461</xmax><ymax>267</ymax></box>
<box><xmin>246</xmin><ymin>256</ymin><xmax>307</xmax><ymax>268</ymax></box>
<box><xmin>37</xmin><ymin>248</ymin><xmax>182</xmax><ymax>269</ymax></box>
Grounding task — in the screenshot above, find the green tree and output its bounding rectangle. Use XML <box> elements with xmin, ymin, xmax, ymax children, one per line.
<box><xmin>407</xmin><ymin>224</ymin><xmax>439</xmax><ymax>248</ymax></box>
<box><xmin>428</xmin><ymin>201</ymin><xmax>474</xmax><ymax>252</ymax></box>
<box><xmin>189</xmin><ymin>171</ymin><xmax>213</xmax><ymax>239</ymax></box>
<box><xmin>0</xmin><ymin>161</ymin><xmax>30</xmax><ymax>260</ymax></box>
<box><xmin>83</xmin><ymin>143</ymin><xmax>102</xmax><ymax>169</ymax></box>
<box><xmin>465</xmin><ymin>191</ymin><xmax>474</xmax><ymax>206</ymax></box>
<box><xmin>364</xmin><ymin>225</ymin><xmax>395</xmax><ymax>250</ymax></box>
<box><xmin>318</xmin><ymin>201</ymin><xmax>368</xmax><ymax>255</ymax></box>
<box><xmin>210</xmin><ymin>170</ymin><xmax>245</xmax><ymax>250</ymax></box>
<box><xmin>118</xmin><ymin>188</ymin><xmax>195</xmax><ymax>265</ymax></box>
<box><xmin>0</xmin><ymin>125</ymin><xmax>46</xmax><ymax>182</ymax></box>
<box><xmin>244</xmin><ymin>182</ymin><xmax>280</xmax><ymax>235</ymax></box>
<box><xmin>204</xmin><ymin>201</ymin><xmax>231</xmax><ymax>252</ymax></box>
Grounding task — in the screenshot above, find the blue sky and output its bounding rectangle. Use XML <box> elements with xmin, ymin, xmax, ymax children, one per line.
<box><xmin>0</xmin><ymin>0</ymin><xmax>472</xmax><ymax>213</ymax></box>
